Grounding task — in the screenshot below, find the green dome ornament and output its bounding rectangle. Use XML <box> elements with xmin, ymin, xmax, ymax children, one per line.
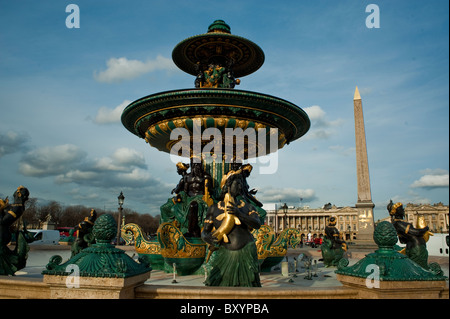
<box><xmin>372</xmin><ymin>220</ymin><xmax>398</xmax><ymax>249</ymax></box>
<box><xmin>92</xmin><ymin>213</ymin><xmax>117</xmax><ymax>243</ymax></box>
<box><xmin>172</xmin><ymin>19</ymin><xmax>265</xmax><ymax>78</ymax></box>
<box><xmin>335</xmin><ymin>221</ymin><xmax>446</xmax><ymax>281</ymax></box>
<box><xmin>43</xmin><ymin>214</ymin><xmax>151</xmax><ymax>278</ymax></box>
<box><xmin>207</xmin><ymin>20</ymin><xmax>231</xmax><ymax>33</ymax></box>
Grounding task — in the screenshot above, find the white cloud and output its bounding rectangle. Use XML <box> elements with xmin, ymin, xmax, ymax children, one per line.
<box><xmin>303</xmin><ymin>105</ymin><xmax>344</xmax><ymax>140</ymax></box>
<box><xmin>411</xmin><ymin>173</ymin><xmax>449</xmax><ymax>189</ymax></box>
<box><xmin>111</xmin><ymin>147</ymin><xmax>146</xmax><ymax>168</ymax></box>
<box><xmin>94</xmin><ymin>100</ymin><xmax>131</xmax><ymax>124</ymax></box>
<box><xmin>93</xmin><ymin>55</ymin><xmax>175</xmax><ymax>83</ymax></box>
<box><xmin>55</xmin><ymin>169</ymin><xmax>100</xmax><ymax>184</ymax></box>
<box><xmin>18</xmin><ymin>144</ymin><xmax>151</xmax><ymax>189</ymax></box>
<box><xmin>44</xmin><ymin>146</ymin><xmax>153</xmax><ymax>189</ymax></box>
<box><xmin>304</xmin><ymin>105</ymin><xmax>326</xmax><ymax>123</ymax></box>
<box><xmin>258</xmin><ymin>186</ymin><xmax>316</xmax><ymax>203</ymax></box>
<box><xmin>19</xmin><ymin>144</ymin><xmax>86</xmax><ymax>177</ymax></box>
<box><xmin>0</xmin><ymin>130</ymin><xmax>30</xmax><ymax>157</ymax></box>
<box><xmin>116</xmin><ymin>168</ymin><xmax>152</xmax><ymax>186</ymax></box>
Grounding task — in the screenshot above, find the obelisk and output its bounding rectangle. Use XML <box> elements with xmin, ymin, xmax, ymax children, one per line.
<box><xmin>353</xmin><ymin>86</ymin><xmax>375</xmax><ymax>242</ymax></box>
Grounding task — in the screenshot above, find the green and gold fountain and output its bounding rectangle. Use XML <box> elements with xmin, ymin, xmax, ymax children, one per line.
<box><xmin>121</xmin><ymin>20</ymin><xmax>310</xmax><ymax>275</ymax></box>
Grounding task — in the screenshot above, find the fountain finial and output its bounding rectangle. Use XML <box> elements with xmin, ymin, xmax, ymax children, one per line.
<box><xmin>207</xmin><ymin>20</ymin><xmax>231</xmax><ymax>33</ymax></box>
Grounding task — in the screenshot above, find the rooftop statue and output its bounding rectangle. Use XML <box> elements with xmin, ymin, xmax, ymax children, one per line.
<box><xmin>0</xmin><ymin>186</ymin><xmax>34</xmax><ymax>276</ymax></box>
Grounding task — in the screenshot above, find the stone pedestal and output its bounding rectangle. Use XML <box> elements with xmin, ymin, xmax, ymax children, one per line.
<box><xmin>337</xmin><ymin>274</ymin><xmax>448</xmax><ymax>299</ymax></box>
<box><xmin>42</xmin><ymin>214</ymin><xmax>152</xmax><ymax>299</ymax></box>
<box><xmin>43</xmin><ymin>272</ymin><xmax>150</xmax><ymax>299</ymax></box>
<box><xmin>355</xmin><ymin>202</ymin><xmax>375</xmax><ymax>242</ymax></box>
<box><xmin>336</xmin><ymin>221</ymin><xmax>448</xmax><ymax>299</ymax></box>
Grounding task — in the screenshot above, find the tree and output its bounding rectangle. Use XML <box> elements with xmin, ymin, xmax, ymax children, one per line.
<box><xmin>22</xmin><ymin>197</ymin><xmax>40</xmax><ymax>228</ymax></box>
<box><xmin>39</xmin><ymin>201</ymin><xmax>63</xmax><ymax>225</ymax></box>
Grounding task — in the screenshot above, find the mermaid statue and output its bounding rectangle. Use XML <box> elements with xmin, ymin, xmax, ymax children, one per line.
<box><xmin>387</xmin><ymin>200</ymin><xmax>441</xmax><ymax>273</ymax></box>
<box><xmin>201</xmin><ymin>168</ymin><xmax>261</xmax><ymax>287</ymax></box>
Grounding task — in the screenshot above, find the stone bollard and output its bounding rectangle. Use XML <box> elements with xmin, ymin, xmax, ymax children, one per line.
<box><xmin>281</xmin><ymin>261</ymin><xmax>289</xmax><ymax>276</ymax></box>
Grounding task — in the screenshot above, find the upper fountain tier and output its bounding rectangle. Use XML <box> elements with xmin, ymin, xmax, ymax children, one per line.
<box><xmin>121</xmin><ymin>20</ymin><xmax>310</xmax><ymax>160</ymax></box>
<box><xmin>172</xmin><ymin>19</ymin><xmax>265</xmax><ymax>86</ymax></box>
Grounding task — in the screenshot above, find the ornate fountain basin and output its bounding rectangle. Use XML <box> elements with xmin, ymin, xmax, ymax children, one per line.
<box><xmin>157</xmin><ymin>222</ymin><xmax>207</xmax><ymax>276</ymax></box>
<box><xmin>122</xmin><ymin>223</ymin><xmax>164</xmax><ymax>270</ymax></box>
<box><xmin>121</xmin><ymin>88</ymin><xmax>310</xmax><ymax>159</ymax></box>
<box><xmin>253</xmin><ymin>225</ymin><xmax>301</xmax><ymax>272</ymax></box>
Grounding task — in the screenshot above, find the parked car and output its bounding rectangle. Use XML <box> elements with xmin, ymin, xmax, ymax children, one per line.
<box><xmin>304</xmin><ymin>237</ymin><xmax>322</xmax><ymax>248</ymax></box>
<box><xmin>28</xmin><ymin>230</ymin><xmax>60</xmax><ymax>245</ymax></box>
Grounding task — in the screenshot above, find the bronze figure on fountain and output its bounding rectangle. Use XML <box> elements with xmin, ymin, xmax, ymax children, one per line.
<box><xmin>202</xmin><ymin>169</ymin><xmax>261</xmax><ymax>287</ymax></box>
<box><xmin>0</xmin><ymin>186</ymin><xmax>33</xmax><ymax>276</ymax></box>
<box><xmin>321</xmin><ymin>216</ymin><xmax>348</xmax><ymax>267</ymax></box>
<box><xmin>160</xmin><ymin>161</ymin><xmax>214</xmax><ymax>238</ymax></box>
<box><xmin>387</xmin><ymin>200</ymin><xmax>441</xmax><ymax>272</ymax></box>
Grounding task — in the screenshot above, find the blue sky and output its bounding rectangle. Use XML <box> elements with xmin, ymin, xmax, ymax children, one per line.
<box><xmin>0</xmin><ymin>0</ymin><xmax>448</xmax><ymax>221</ymax></box>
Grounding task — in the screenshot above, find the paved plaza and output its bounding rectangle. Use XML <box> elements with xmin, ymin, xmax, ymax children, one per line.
<box><xmin>12</xmin><ymin>245</ymin><xmax>449</xmax><ymax>290</ymax></box>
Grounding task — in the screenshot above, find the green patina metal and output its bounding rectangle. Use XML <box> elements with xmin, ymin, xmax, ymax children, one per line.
<box><xmin>121</xmin><ymin>88</ymin><xmax>310</xmax><ymax>159</ymax></box>
<box><xmin>43</xmin><ymin>214</ymin><xmax>151</xmax><ymax>278</ymax></box>
<box><xmin>172</xmin><ymin>20</ymin><xmax>264</xmax><ymax>78</ymax></box>
<box><xmin>335</xmin><ymin>221</ymin><xmax>447</xmax><ymax>281</ymax></box>
<box><xmin>121</xmin><ymin>223</ymin><xmax>164</xmax><ymax>270</ymax></box>
<box><xmin>120</xmin><ymin>20</ymin><xmax>310</xmax><ymax>286</ymax></box>
<box><xmin>157</xmin><ymin>222</ymin><xmax>207</xmax><ymax>276</ymax></box>
<box><xmin>252</xmin><ymin>225</ymin><xmax>302</xmax><ymax>272</ymax></box>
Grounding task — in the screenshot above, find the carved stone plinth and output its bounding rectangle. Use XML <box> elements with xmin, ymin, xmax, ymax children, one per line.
<box><xmin>42</xmin><ymin>214</ymin><xmax>151</xmax><ymax>299</ymax></box>
<box><xmin>337</xmin><ymin>274</ymin><xmax>448</xmax><ymax>299</ymax></box>
<box><xmin>43</xmin><ymin>272</ymin><xmax>150</xmax><ymax>299</ymax></box>
<box><xmin>336</xmin><ymin>221</ymin><xmax>448</xmax><ymax>299</ymax></box>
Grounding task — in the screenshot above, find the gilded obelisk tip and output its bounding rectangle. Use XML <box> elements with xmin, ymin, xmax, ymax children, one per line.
<box><xmin>354</xmin><ymin>86</ymin><xmax>361</xmax><ymax>100</ymax></box>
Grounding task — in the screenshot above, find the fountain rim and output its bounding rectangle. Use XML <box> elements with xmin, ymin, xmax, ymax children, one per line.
<box><xmin>121</xmin><ymin>88</ymin><xmax>310</xmax><ymax>143</ymax></box>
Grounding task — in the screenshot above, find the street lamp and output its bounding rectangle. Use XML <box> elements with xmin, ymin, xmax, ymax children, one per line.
<box><xmin>274</xmin><ymin>203</ymin><xmax>278</xmax><ymax>235</ymax></box>
<box><xmin>116</xmin><ymin>191</ymin><xmax>125</xmax><ymax>246</ymax></box>
<box><xmin>282</xmin><ymin>203</ymin><xmax>288</xmax><ymax>230</ymax></box>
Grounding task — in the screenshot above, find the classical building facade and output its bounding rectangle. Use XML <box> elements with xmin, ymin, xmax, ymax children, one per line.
<box><xmin>265</xmin><ymin>205</ymin><xmax>360</xmax><ymax>241</ymax></box>
<box><xmin>378</xmin><ymin>202</ymin><xmax>449</xmax><ymax>233</ymax></box>
<box><xmin>265</xmin><ymin>202</ymin><xmax>449</xmax><ymax>242</ymax></box>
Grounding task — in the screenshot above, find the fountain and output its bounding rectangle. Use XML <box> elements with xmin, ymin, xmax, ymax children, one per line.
<box><xmin>121</xmin><ymin>20</ymin><xmax>310</xmax><ymax>280</ymax></box>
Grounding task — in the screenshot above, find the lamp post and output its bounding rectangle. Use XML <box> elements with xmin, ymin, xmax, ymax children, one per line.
<box><xmin>274</xmin><ymin>203</ymin><xmax>278</xmax><ymax>235</ymax></box>
<box><xmin>282</xmin><ymin>203</ymin><xmax>288</xmax><ymax>230</ymax></box>
<box><xmin>116</xmin><ymin>191</ymin><xmax>125</xmax><ymax>246</ymax></box>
